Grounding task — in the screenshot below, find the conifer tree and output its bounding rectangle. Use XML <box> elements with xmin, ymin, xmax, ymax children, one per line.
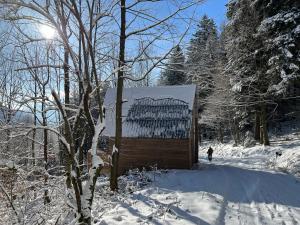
<box><xmin>186</xmin><ymin>15</ymin><xmax>219</xmax><ymax>100</ymax></box>
<box><xmin>254</xmin><ymin>0</ymin><xmax>300</xmax><ymax>98</ymax></box>
<box><xmin>159</xmin><ymin>45</ymin><xmax>186</xmax><ymax>85</ymax></box>
<box><xmin>224</xmin><ymin>0</ymin><xmax>260</xmax><ymax>144</ymax></box>
<box><xmin>224</xmin><ymin>0</ymin><xmax>300</xmax><ymax>145</ymax></box>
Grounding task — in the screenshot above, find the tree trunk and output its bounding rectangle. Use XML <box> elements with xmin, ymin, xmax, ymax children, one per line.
<box><xmin>43</xmin><ymin>52</ymin><xmax>51</xmax><ymax>204</ymax></box>
<box><xmin>218</xmin><ymin>124</ymin><xmax>224</xmax><ymax>143</ymax></box>
<box><xmin>42</xmin><ymin>91</ymin><xmax>50</xmax><ymax>204</ymax></box>
<box><xmin>232</xmin><ymin>118</ymin><xmax>240</xmax><ymax>146</ymax></box>
<box><xmin>254</xmin><ymin>110</ymin><xmax>260</xmax><ymax>141</ymax></box>
<box><xmin>259</xmin><ymin>113</ymin><xmax>264</xmax><ymax>145</ymax></box>
<box><xmin>110</xmin><ymin>0</ymin><xmax>126</xmax><ymax>191</ymax></box>
<box><xmin>5</xmin><ymin>114</ymin><xmax>11</xmax><ymax>157</ymax></box>
<box><xmin>61</xmin><ymin>0</ymin><xmax>70</xmax><ymax>110</ymax></box>
<box><xmin>31</xmin><ymin>77</ymin><xmax>37</xmax><ymax>166</ymax></box>
<box><xmin>260</xmin><ymin>103</ymin><xmax>270</xmax><ymax>146</ymax></box>
<box><xmin>59</xmin><ymin>1</ymin><xmax>72</xmax><ymax>188</ymax></box>
<box><xmin>236</xmin><ymin>123</ymin><xmax>240</xmax><ymax>145</ymax></box>
<box><xmin>31</xmin><ymin>128</ymin><xmax>36</xmax><ymax>165</ymax></box>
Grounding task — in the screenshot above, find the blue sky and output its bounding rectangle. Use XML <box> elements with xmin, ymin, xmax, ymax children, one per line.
<box><xmin>125</xmin><ymin>0</ymin><xmax>229</xmax><ymax>84</ymax></box>
<box><xmin>126</xmin><ymin>0</ymin><xmax>229</xmax><ymax>51</ymax></box>
<box><xmin>181</xmin><ymin>0</ymin><xmax>228</xmax><ymax>43</ymax></box>
<box><xmin>154</xmin><ymin>0</ymin><xmax>228</xmax><ymax>31</ymax></box>
<box><xmin>198</xmin><ymin>0</ymin><xmax>228</xmax><ymax>29</ymax></box>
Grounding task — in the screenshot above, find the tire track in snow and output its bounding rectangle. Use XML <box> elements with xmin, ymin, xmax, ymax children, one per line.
<box><xmin>215</xmin><ymin>165</ymin><xmax>228</xmax><ymax>225</ymax></box>
<box><xmin>215</xmin><ymin>165</ymin><xmax>260</xmax><ymax>225</ymax></box>
<box><xmin>237</xmin><ymin>172</ymin><xmax>263</xmax><ymax>225</ymax></box>
<box><xmin>199</xmin><ymin>148</ymin><xmax>300</xmax><ymax>225</ymax></box>
<box><xmin>262</xmin><ymin>190</ymin><xmax>298</xmax><ymax>225</ymax></box>
<box><xmin>284</xmin><ymin>207</ymin><xmax>298</xmax><ymax>225</ymax></box>
<box><xmin>256</xmin><ymin>189</ymin><xmax>277</xmax><ymax>224</ymax></box>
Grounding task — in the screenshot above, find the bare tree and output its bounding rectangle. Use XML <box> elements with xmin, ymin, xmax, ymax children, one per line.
<box><xmin>0</xmin><ymin>0</ymin><xmax>203</xmax><ymax>224</ymax></box>
<box><xmin>0</xmin><ymin>1</ymin><xmax>109</xmax><ymax>223</ymax></box>
<box><xmin>110</xmin><ymin>0</ymin><xmax>203</xmax><ymax>190</ymax></box>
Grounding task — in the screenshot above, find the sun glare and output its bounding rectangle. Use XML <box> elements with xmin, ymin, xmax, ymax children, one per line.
<box><xmin>39</xmin><ymin>24</ymin><xmax>57</xmax><ymax>39</ymax></box>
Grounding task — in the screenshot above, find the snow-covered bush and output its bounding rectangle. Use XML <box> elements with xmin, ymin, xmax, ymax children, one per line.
<box><xmin>243</xmin><ymin>131</ymin><xmax>256</xmax><ymax>147</ymax></box>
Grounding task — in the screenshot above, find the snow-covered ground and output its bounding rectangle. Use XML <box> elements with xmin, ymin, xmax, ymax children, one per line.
<box><xmin>94</xmin><ymin>138</ymin><xmax>300</xmax><ymax>225</ymax></box>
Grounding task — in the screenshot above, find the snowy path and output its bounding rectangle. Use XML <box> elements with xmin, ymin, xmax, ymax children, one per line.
<box><xmin>96</xmin><ymin>144</ymin><xmax>300</xmax><ymax>225</ymax></box>
<box><xmin>162</xmin><ymin>162</ymin><xmax>300</xmax><ymax>225</ymax></box>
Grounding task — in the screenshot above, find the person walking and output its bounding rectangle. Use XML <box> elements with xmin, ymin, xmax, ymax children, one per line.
<box><xmin>207</xmin><ymin>147</ymin><xmax>213</xmax><ymax>162</ymax></box>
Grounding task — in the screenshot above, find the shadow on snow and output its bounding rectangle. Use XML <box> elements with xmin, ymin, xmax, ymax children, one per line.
<box><xmin>153</xmin><ymin>163</ymin><xmax>300</xmax><ymax>208</ymax></box>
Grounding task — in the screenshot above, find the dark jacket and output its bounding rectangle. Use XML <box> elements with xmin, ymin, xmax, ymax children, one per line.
<box><xmin>207</xmin><ymin>147</ymin><xmax>213</xmax><ymax>155</ymax></box>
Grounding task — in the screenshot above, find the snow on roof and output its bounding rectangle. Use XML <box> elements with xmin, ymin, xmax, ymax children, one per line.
<box><xmin>103</xmin><ymin>85</ymin><xmax>196</xmax><ymax>138</ymax></box>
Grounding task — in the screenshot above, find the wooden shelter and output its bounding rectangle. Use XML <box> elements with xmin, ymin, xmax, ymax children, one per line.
<box><xmin>103</xmin><ymin>85</ymin><xmax>198</xmax><ymax>175</ymax></box>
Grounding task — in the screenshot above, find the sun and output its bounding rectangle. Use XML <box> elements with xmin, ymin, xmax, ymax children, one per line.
<box><xmin>39</xmin><ymin>24</ymin><xmax>57</xmax><ymax>39</ymax></box>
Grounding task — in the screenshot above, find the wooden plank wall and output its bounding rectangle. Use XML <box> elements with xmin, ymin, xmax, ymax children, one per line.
<box><xmin>193</xmin><ymin>96</ymin><xmax>199</xmax><ymax>163</ymax></box>
<box><xmin>190</xmin><ymin>108</ymin><xmax>195</xmax><ymax>165</ymax></box>
<box><xmin>109</xmin><ymin>138</ymin><xmax>191</xmax><ymax>175</ymax></box>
